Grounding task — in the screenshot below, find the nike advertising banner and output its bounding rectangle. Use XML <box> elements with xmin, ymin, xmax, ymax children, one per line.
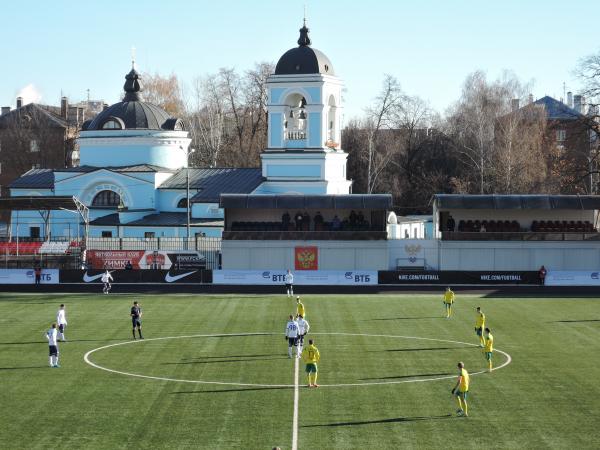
<box><xmin>545</xmin><ymin>271</ymin><xmax>600</xmax><ymax>286</ymax></box>
<box><xmin>86</xmin><ymin>251</ymin><xmax>207</xmax><ymax>270</ymax></box>
<box><xmin>59</xmin><ymin>270</ymin><xmax>212</xmax><ymax>284</ymax></box>
<box><xmin>0</xmin><ymin>269</ymin><xmax>59</xmax><ymax>284</ymax></box>
<box><xmin>213</xmin><ymin>270</ymin><xmax>378</xmax><ymax>285</ymax></box>
<box><xmin>378</xmin><ymin>271</ymin><xmax>539</xmax><ymax>285</ymax></box>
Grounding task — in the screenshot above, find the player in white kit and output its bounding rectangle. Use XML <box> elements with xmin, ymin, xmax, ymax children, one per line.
<box><xmin>296</xmin><ymin>315</ymin><xmax>310</xmax><ymax>355</ymax></box>
<box><xmin>284</xmin><ymin>270</ymin><xmax>294</xmax><ymax>298</ymax></box>
<box><xmin>45</xmin><ymin>323</ymin><xmax>60</xmax><ymax>368</ymax></box>
<box><xmin>285</xmin><ymin>314</ymin><xmax>300</xmax><ymax>358</ymax></box>
<box><xmin>101</xmin><ymin>270</ymin><xmax>113</xmax><ymax>294</ymax></box>
<box><xmin>56</xmin><ymin>304</ymin><xmax>67</xmax><ymax>341</ymax></box>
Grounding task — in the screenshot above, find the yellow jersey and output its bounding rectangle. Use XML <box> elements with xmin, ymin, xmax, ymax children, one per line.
<box><xmin>475</xmin><ymin>311</ymin><xmax>485</xmax><ymax>328</ymax></box>
<box><xmin>485</xmin><ymin>333</ymin><xmax>494</xmax><ymax>352</ymax></box>
<box><xmin>302</xmin><ymin>344</ymin><xmax>320</xmax><ymax>364</ymax></box>
<box><xmin>297</xmin><ymin>302</ymin><xmax>305</xmax><ymax>317</ymax></box>
<box><xmin>443</xmin><ymin>290</ymin><xmax>455</xmax><ymax>304</ymax></box>
<box><xmin>458</xmin><ymin>368</ymin><xmax>470</xmax><ymax>392</ymax></box>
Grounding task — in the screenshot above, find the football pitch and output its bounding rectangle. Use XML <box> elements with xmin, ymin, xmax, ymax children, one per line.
<box><xmin>2</xmin><ymin>291</ymin><xmax>599</xmax><ymax>449</ymax></box>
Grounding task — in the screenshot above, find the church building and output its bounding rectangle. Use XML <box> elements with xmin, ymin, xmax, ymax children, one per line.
<box><xmin>7</xmin><ymin>21</ymin><xmax>367</xmax><ymax>244</ymax></box>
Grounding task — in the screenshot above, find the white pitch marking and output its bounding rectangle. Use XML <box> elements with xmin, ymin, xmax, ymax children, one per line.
<box><xmin>292</xmin><ymin>354</ymin><xmax>300</xmax><ymax>450</ymax></box>
<box><xmin>83</xmin><ymin>332</ymin><xmax>512</xmax><ymax>388</ymax></box>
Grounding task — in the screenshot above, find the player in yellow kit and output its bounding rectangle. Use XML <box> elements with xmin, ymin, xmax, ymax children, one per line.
<box><xmin>296</xmin><ymin>296</ymin><xmax>305</xmax><ymax>318</ymax></box>
<box><xmin>443</xmin><ymin>287</ymin><xmax>455</xmax><ymax>318</ymax></box>
<box><xmin>301</xmin><ymin>339</ymin><xmax>320</xmax><ymax>388</ymax></box>
<box><xmin>451</xmin><ymin>361</ymin><xmax>470</xmax><ymax>417</ymax></box>
<box><xmin>475</xmin><ymin>307</ymin><xmax>486</xmax><ymax>347</ymax></box>
<box><xmin>483</xmin><ymin>327</ymin><xmax>494</xmax><ymax>372</ymax></box>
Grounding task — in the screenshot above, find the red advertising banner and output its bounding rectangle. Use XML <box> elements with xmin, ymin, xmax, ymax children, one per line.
<box><xmin>86</xmin><ymin>250</ymin><xmax>208</xmax><ymax>270</ymax></box>
<box><xmin>87</xmin><ymin>251</ymin><xmax>145</xmax><ymax>269</ymax></box>
<box><xmin>295</xmin><ymin>246</ymin><xmax>318</xmax><ymax>271</ymax></box>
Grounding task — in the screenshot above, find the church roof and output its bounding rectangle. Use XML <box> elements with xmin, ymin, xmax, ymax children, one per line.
<box><xmin>85</xmin><ymin>65</ymin><xmax>181</xmax><ymax>131</ymax></box>
<box><xmin>275</xmin><ymin>22</ymin><xmax>334</xmax><ymax>76</ymax></box>
<box><xmin>10</xmin><ymin>164</ymin><xmax>175</xmax><ymax>190</ymax></box>
<box><xmin>159</xmin><ymin>168</ymin><xmax>264</xmax><ymax>202</ymax></box>
<box><xmin>9</xmin><ymin>169</ymin><xmax>54</xmax><ymax>189</ymax></box>
<box><xmin>59</xmin><ymin>164</ymin><xmax>174</xmax><ymax>173</ymax></box>
<box><xmin>89</xmin><ymin>212</ymin><xmax>223</xmax><ymax>227</ymax></box>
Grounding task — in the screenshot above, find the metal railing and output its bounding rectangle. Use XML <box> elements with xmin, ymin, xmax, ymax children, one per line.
<box><xmin>284</xmin><ymin>131</ymin><xmax>306</xmax><ymax>140</ymax></box>
<box><xmin>442</xmin><ymin>231</ymin><xmax>600</xmax><ymax>241</ymax></box>
<box><xmin>86</xmin><ymin>237</ymin><xmax>222</xmax><ymax>252</ymax></box>
<box><xmin>0</xmin><ymin>254</ymin><xmax>82</xmax><ymax>269</ymax></box>
<box><xmin>222</xmin><ymin>231</ymin><xmax>388</xmax><ymax>241</ymax></box>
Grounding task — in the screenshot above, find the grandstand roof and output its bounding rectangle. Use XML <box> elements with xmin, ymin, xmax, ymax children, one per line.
<box><xmin>0</xmin><ymin>196</ymin><xmax>79</xmax><ymax>211</ymax></box>
<box><xmin>220</xmin><ymin>194</ymin><xmax>393</xmax><ymax>210</ymax></box>
<box><xmin>433</xmin><ymin>194</ymin><xmax>600</xmax><ymax>210</ymax></box>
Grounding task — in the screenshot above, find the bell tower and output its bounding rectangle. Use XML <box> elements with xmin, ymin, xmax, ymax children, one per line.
<box><xmin>254</xmin><ymin>21</ymin><xmax>351</xmax><ymax>195</ymax></box>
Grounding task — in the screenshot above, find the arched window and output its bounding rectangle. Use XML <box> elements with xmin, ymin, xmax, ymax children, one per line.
<box><xmin>92</xmin><ymin>190</ymin><xmax>122</xmax><ymax>207</ymax></box>
<box><xmin>101</xmin><ymin>117</ymin><xmax>124</xmax><ymax>130</ymax></box>
<box><xmin>327</xmin><ymin>95</ymin><xmax>337</xmax><ymax>142</ymax></box>
<box><xmin>177</xmin><ymin>198</ymin><xmax>188</xmax><ymax>208</ymax></box>
<box><xmin>283</xmin><ymin>93</ymin><xmax>307</xmax><ymax>140</ymax></box>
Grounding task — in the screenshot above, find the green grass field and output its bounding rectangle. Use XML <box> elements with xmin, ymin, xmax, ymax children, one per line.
<box><xmin>2</xmin><ymin>291</ymin><xmax>599</xmax><ymax>449</ymax></box>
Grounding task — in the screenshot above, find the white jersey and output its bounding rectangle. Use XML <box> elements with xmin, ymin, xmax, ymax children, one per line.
<box><xmin>297</xmin><ymin>317</ymin><xmax>310</xmax><ymax>335</ymax></box>
<box><xmin>285</xmin><ymin>320</ymin><xmax>299</xmax><ymax>338</ymax></box>
<box><xmin>56</xmin><ymin>309</ymin><xmax>67</xmax><ymax>325</ymax></box>
<box><xmin>46</xmin><ymin>328</ymin><xmax>58</xmax><ymax>346</ymax></box>
<box><xmin>284</xmin><ymin>273</ymin><xmax>294</xmax><ymax>284</ymax></box>
<box><xmin>101</xmin><ymin>272</ymin><xmax>113</xmax><ymax>283</ymax></box>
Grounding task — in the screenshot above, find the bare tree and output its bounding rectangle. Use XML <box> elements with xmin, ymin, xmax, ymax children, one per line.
<box><xmin>493</xmin><ymin>103</ymin><xmax>548</xmax><ymax>193</ymax></box>
<box><xmin>142</xmin><ymin>73</ymin><xmax>185</xmax><ymax>116</ymax></box>
<box><xmin>185</xmin><ymin>75</ymin><xmax>225</xmax><ymax>167</ymax></box>
<box><xmin>363</xmin><ymin>74</ymin><xmax>405</xmax><ymax>193</ymax></box>
<box><xmin>576</xmin><ymin>51</ymin><xmax>600</xmax><ymax>102</ymax></box>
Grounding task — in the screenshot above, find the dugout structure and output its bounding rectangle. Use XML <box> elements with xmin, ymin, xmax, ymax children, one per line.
<box><xmin>220</xmin><ymin>194</ymin><xmax>392</xmax><ymax>270</ymax></box>
<box><xmin>0</xmin><ymin>196</ymin><xmax>88</xmax><ymax>268</ymax></box>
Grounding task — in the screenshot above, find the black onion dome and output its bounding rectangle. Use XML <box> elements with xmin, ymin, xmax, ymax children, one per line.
<box><xmin>87</xmin><ymin>66</ymin><xmax>177</xmax><ymax>131</ymax></box>
<box><xmin>275</xmin><ymin>23</ymin><xmax>334</xmax><ymax>76</ymax></box>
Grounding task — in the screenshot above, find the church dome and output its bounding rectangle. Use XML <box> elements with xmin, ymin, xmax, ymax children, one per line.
<box><xmin>275</xmin><ymin>22</ymin><xmax>335</xmax><ymax>76</ymax></box>
<box><xmin>86</xmin><ymin>66</ymin><xmax>183</xmax><ymax>131</ymax></box>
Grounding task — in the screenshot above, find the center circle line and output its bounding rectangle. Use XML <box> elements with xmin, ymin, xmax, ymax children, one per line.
<box><xmin>83</xmin><ymin>331</ymin><xmax>511</xmax><ymax>388</ymax></box>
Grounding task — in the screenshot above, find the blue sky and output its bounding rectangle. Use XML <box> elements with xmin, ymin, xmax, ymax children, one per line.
<box><xmin>1</xmin><ymin>0</ymin><xmax>598</xmax><ymax>119</ymax></box>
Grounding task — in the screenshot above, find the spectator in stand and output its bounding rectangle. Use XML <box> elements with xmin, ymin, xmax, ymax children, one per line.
<box><xmin>331</xmin><ymin>215</ymin><xmax>341</xmax><ymax>231</ymax></box>
<box><xmin>303</xmin><ymin>211</ymin><xmax>310</xmax><ymax>230</ymax></box>
<box><xmin>357</xmin><ymin>211</ymin><xmax>365</xmax><ymax>224</ymax></box>
<box><xmin>480</xmin><ymin>223</ymin><xmax>486</xmax><ymax>232</ymax></box>
<box><xmin>295</xmin><ymin>211</ymin><xmax>304</xmax><ymax>231</ymax></box>
<box><xmin>538</xmin><ymin>265</ymin><xmax>547</xmax><ymax>285</ymax></box>
<box><xmin>447</xmin><ymin>215</ymin><xmax>456</xmax><ymax>232</ymax></box>
<box><xmin>349</xmin><ymin>210</ymin><xmax>358</xmax><ymax>225</ymax></box>
<box><xmin>314</xmin><ymin>211</ymin><xmax>324</xmax><ymax>229</ymax></box>
<box><xmin>282</xmin><ymin>211</ymin><xmax>291</xmax><ymax>229</ymax></box>
<box><xmin>34</xmin><ymin>264</ymin><xmax>42</xmax><ymax>285</ymax></box>
<box><xmin>125</xmin><ymin>260</ymin><xmax>133</xmax><ymax>270</ymax></box>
